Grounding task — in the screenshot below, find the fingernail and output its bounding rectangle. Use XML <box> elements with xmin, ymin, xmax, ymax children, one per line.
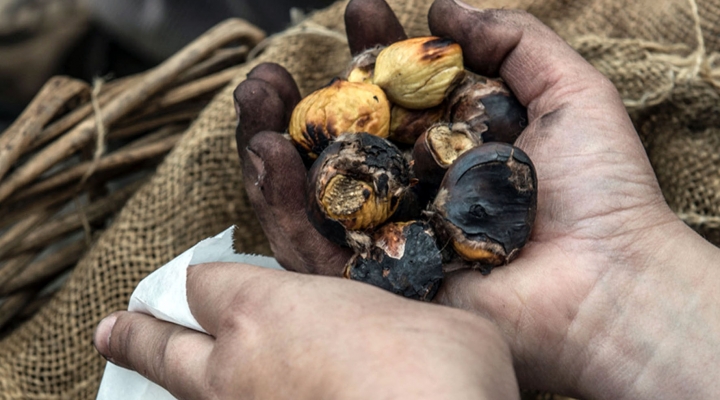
<box><xmin>94</xmin><ymin>314</ymin><xmax>118</xmax><ymax>359</ymax></box>
<box><xmin>234</xmin><ymin>99</ymin><xmax>242</xmax><ymax>123</ymax></box>
<box><xmin>232</xmin><ymin>85</ymin><xmax>242</xmax><ymax>122</ymax></box>
<box><xmin>452</xmin><ymin>0</ymin><xmax>476</xmax><ymax>10</ymax></box>
<box><xmin>245</xmin><ymin>147</ymin><xmax>266</xmax><ymax>187</ymax></box>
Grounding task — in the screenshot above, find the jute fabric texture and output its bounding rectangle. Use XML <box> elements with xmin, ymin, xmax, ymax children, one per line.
<box><xmin>0</xmin><ymin>0</ymin><xmax>717</xmax><ymax>397</ymax></box>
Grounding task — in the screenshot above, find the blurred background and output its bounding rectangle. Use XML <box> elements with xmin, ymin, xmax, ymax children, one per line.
<box><xmin>0</xmin><ymin>0</ymin><xmax>336</xmax><ymax>131</ymax></box>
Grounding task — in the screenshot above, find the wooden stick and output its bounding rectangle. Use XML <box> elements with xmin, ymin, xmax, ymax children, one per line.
<box><xmin>177</xmin><ymin>46</ymin><xmax>249</xmax><ymax>84</ymax></box>
<box><xmin>0</xmin><ymin>254</ymin><xmax>35</xmax><ymax>291</ymax></box>
<box><xmin>123</xmin><ymin>124</ymin><xmax>187</xmax><ymax>150</ymax></box>
<box><xmin>91</xmin><ymin>59</ymin><xmax>233</xmax><ymax>129</ymax></box>
<box><xmin>26</xmin><ymin>77</ymin><xmax>140</xmax><ymax>153</ymax></box>
<box><xmin>0</xmin><ymin>290</ymin><xmax>35</xmax><ymax>331</ymax></box>
<box><xmin>106</xmin><ymin>109</ymin><xmax>202</xmax><ymax>140</ymax></box>
<box><xmin>158</xmin><ymin>66</ymin><xmax>243</xmax><ymax>109</ymax></box>
<box><xmin>130</xmin><ymin>66</ymin><xmax>243</xmax><ymax>119</ymax></box>
<box><xmin>0</xmin><ymin>208</ymin><xmax>56</xmax><ymax>261</ymax></box>
<box><xmin>0</xmin><ymin>19</ymin><xmax>265</xmax><ymax>204</ymax></box>
<box><xmin>0</xmin><ymin>186</ymin><xmax>77</xmax><ymax>232</ymax></box>
<box><xmin>0</xmin><ymin>77</ymin><xmax>90</xmax><ymax>181</ymax></box>
<box><xmin>0</xmin><ymin>240</ymin><xmax>85</xmax><ymax>296</ymax></box>
<box><xmin>9</xmin><ymin>180</ymin><xmax>145</xmax><ymax>255</ymax></box>
<box><xmin>10</xmin><ymin>134</ymin><xmax>181</xmax><ymax>202</ymax></box>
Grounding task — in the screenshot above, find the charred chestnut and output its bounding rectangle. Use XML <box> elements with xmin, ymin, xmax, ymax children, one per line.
<box><xmin>428</xmin><ymin>143</ymin><xmax>537</xmax><ymax>273</ymax></box>
<box><xmin>388</xmin><ymin>103</ymin><xmax>446</xmax><ymax>145</ymax></box>
<box><xmin>447</xmin><ymin>73</ymin><xmax>527</xmax><ymax>144</ymax></box>
<box><xmin>412</xmin><ymin>122</ymin><xmax>481</xmax><ymax>192</ymax></box>
<box><xmin>307</xmin><ymin>133</ymin><xmax>411</xmax><ymax>247</ymax></box>
<box><xmin>344</xmin><ymin>221</ymin><xmax>443</xmax><ymax>301</ymax></box>
<box><xmin>289</xmin><ymin>79</ymin><xmax>391</xmax><ymax>159</ymax></box>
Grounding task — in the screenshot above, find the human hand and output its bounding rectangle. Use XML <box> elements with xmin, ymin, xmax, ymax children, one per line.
<box><xmin>426</xmin><ymin>1</ymin><xmax>720</xmax><ymax>398</ymax></box>
<box><xmin>235</xmin><ymin>0</ymin><xmax>720</xmax><ymax>398</ymax></box>
<box><xmin>231</xmin><ymin>0</ymin><xmax>413</xmax><ymax>276</ymax></box>
<box><xmin>94</xmin><ymin>262</ymin><xmax>519</xmax><ymax>399</ymax></box>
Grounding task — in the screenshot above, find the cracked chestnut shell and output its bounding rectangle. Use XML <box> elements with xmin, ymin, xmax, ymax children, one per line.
<box><xmin>344</xmin><ymin>221</ymin><xmax>443</xmax><ymax>301</ymax></box>
<box><xmin>447</xmin><ymin>73</ymin><xmax>528</xmax><ymax>144</ymax></box>
<box><xmin>429</xmin><ymin>143</ymin><xmax>537</xmax><ymax>273</ymax></box>
<box><xmin>289</xmin><ymin>79</ymin><xmax>391</xmax><ymax>159</ymax></box>
<box><xmin>373</xmin><ymin>36</ymin><xmax>464</xmax><ymax>109</ymax></box>
<box><xmin>412</xmin><ymin>122</ymin><xmax>481</xmax><ymax>192</ymax></box>
<box><xmin>307</xmin><ymin>133</ymin><xmax>411</xmax><ymax>247</ymax></box>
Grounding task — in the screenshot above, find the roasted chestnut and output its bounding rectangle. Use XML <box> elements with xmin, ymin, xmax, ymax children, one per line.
<box><xmin>388</xmin><ymin>103</ymin><xmax>446</xmax><ymax>145</ymax></box>
<box><xmin>344</xmin><ymin>221</ymin><xmax>443</xmax><ymax>301</ymax></box>
<box><xmin>447</xmin><ymin>73</ymin><xmax>527</xmax><ymax>144</ymax></box>
<box><xmin>412</xmin><ymin>122</ymin><xmax>481</xmax><ymax>191</ymax></box>
<box><xmin>307</xmin><ymin>133</ymin><xmax>411</xmax><ymax>247</ymax></box>
<box><xmin>428</xmin><ymin>143</ymin><xmax>537</xmax><ymax>273</ymax></box>
<box><xmin>373</xmin><ymin>37</ymin><xmax>464</xmax><ymax>109</ymax></box>
<box><xmin>289</xmin><ymin>79</ymin><xmax>391</xmax><ymax>159</ymax></box>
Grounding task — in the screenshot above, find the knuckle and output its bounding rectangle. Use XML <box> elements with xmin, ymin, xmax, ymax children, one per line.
<box><xmin>217</xmin><ymin>274</ymin><xmax>273</xmax><ymax>333</ymax></box>
<box><xmin>472</xmin><ymin>8</ymin><xmax>523</xmax><ymax>26</ymax></box>
<box><xmin>218</xmin><ymin>271</ymin><xmax>301</xmax><ymax>332</ymax></box>
<box><xmin>205</xmin><ymin>363</ymin><xmax>242</xmax><ymax>400</ymax></box>
<box><xmin>105</xmin><ymin>314</ymin><xmax>174</xmax><ymax>385</ymax></box>
<box><xmin>107</xmin><ymin>313</ymin><xmax>137</xmax><ymax>362</ymax></box>
<box><xmin>148</xmin><ymin>327</ymin><xmax>176</xmax><ymax>383</ymax></box>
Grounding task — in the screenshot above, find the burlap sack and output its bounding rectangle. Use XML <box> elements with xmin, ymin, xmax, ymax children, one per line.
<box><xmin>0</xmin><ymin>0</ymin><xmax>718</xmax><ymax>398</ymax></box>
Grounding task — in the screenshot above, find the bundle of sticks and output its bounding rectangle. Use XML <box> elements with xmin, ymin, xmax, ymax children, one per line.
<box><xmin>0</xmin><ymin>18</ymin><xmax>265</xmax><ymax>334</ymax></box>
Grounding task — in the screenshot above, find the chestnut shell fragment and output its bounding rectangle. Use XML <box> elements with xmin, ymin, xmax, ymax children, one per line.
<box><xmin>307</xmin><ymin>133</ymin><xmax>411</xmax><ymax>247</ymax></box>
<box><xmin>447</xmin><ymin>73</ymin><xmax>528</xmax><ymax>144</ymax></box>
<box><xmin>429</xmin><ymin>143</ymin><xmax>537</xmax><ymax>273</ymax></box>
<box><xmin>412</xmin><ymin>122</ymin><xmax>481</xmax><ymax>194</ymax></box>
<box><xmin>345</xmin><ymin>221</ymin><xmax>443</xmax><ymax>301</ymax></box>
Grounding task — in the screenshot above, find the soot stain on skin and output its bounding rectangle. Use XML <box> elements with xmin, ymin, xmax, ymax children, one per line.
<box><xmin>535</xmin><ymin>108</ymin><xmax>566</xmax><ymax>132</ymax></box>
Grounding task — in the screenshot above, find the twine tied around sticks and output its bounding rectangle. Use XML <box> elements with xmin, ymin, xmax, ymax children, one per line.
<box><xmin>75</xmin><ymin>77</ymin><xmax>108</xmax><ymax>244</ymax></box>
<box><xmin>80</xmin><ymin>77</ymin><xmax>108</xmax><ymax>186</ymax></box>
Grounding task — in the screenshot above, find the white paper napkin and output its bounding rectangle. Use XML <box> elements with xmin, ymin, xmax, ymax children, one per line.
<box><xmin>96</xmin><ymin>226</ymin><xmax>283</xmax><ymax>400</ymax></box>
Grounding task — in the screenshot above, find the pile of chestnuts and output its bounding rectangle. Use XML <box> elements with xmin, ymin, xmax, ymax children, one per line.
<box><xmin>289</xmin><ymin>36</ymin><xmax>537</xmax><ymax>301</ymax></box>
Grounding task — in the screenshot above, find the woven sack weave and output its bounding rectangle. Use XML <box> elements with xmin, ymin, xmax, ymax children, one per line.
<box><xmin>0</xmin><ymin>0</ymin><xmax>718</xmax><ymax>398</ymax></box>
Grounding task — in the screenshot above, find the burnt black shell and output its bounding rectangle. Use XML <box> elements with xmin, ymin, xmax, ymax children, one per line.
<box><xmin>306</xmin><ymin>133</ymin><xmax>410</xmax><ymax>247</ymax></box>
<box><xmin>439</xmin><ymin>142</ymin><xmax>537</xmax><ymax>256</ymax></box>
<box><xmin>347</xmin><ymin>222</ymin><xmax>443</xmax><ymax>301</ymax></box>
<box><xmin>447</xmin><ymin>75</ymin><xmax>528</xmax><ymax>145</ymax></box>
<box><xmin>475</xmin><ymin>93</ymin><xmax>527</xmax><ymax>144</ymax></box>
